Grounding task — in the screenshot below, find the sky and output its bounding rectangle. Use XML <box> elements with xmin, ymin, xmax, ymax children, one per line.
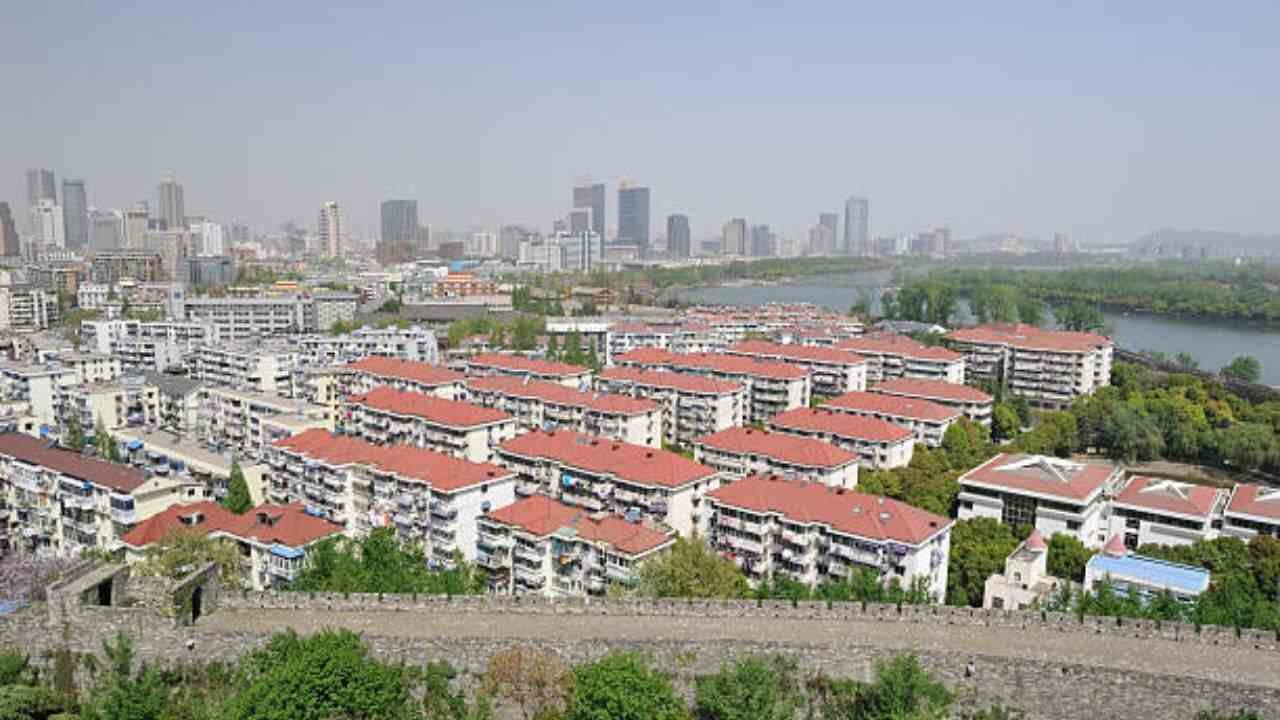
<box><xmin>3</xmin><ymin>1</ymin><xmax>1278</xmax><ymax>245</ymax></box>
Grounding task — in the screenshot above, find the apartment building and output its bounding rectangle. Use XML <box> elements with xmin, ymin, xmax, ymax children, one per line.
<box><xmin>822</xmin><ymin>391</ymin><xmax>961</xmax><ymax>448</ymax></box>
<box><xmin>1109</xmin><ymin>476</ymin><xmax>1226</xmax><ymax>549</ymax></box>
<box><xmin>465</xmin><ymin>353</ymin><xmax>593</xmax><ymax>387</ymax></box>
<box><xmin>341</xmin><ymin>386</ymin><xmax>517</xmax><ymax>463</ymax></box>
<box><xmin>268</xmin><ymin>429</ymin><xmax>517</xmax><ymax>566</ymax></box>
<box><xmin>724</xmin><ymin>340</ymin><xmax>868</xmax><ymax>397</ymax></box>
<box><xmin>81</xmin><ymin>319</ymin><xmax>217</xmax><ymax>372</ymax></box>
<box><xmin>334</xmin><ymin>356</ymin><xmax>466</xmax><ymax>400</ymax></box>
<box><xmin>477</xmin><ymin>494</ymin><xmax>675</xmax><ymax>596</ymax></box>
<box><xmin>122</xmin><ymin>501</ymin><xmax>343</xmax><ymax>590</ymax></box>
<box><xmin>767</xmin><ymin>407</ymin><xmax>914</xmax><ymax>470</ymax></box>
<box><xmin>1221</xmin><ymin>483</ymin><xmax>1280</xmax><ymax>540</ymax></box>
<box><xmin>189</xmin><ymin>341</ymin><xmax>302</xmax><ymax>397</ymax></box>
<box><xmin>298</xmin><ymin>325</ymin><xmax>440</xmax><ymax>365</ymax></box>
<box><xmin>113</xmin><ymin>426</ymin><xmax>267</xmax><ymax>504</ymax></box>
<box><xmin>57</xmin><ymin>378</ymin><xmax>159</xmax><ymax>439</ymax></box>
<box><xmin>76</xmin><ymin>282</ymin><xmax>186</xmax><ymax>316</ymax></box>
<box><xmin>90</xmin><ymin>251</ymin><xmax>164</xmax><ymax>283</ymax></box>
<box><xmin>494</xmin><ymin>430</ymin><xmax>721</xmax><ymax>535</ymax></box>
<box><xmin>0</xmin><ymin>432</ymin><xmax>208</xmax><ymax>558</ymax></box>
<box><xmin>957</xmin><ymin>453</ymin><xmax>1125</xmax><ymax>548</ymax></box>
<box><xmin>614</xmin><ymin>348</ymin><xmax>810</xmax><ymax>423</ymax></box>
<box><xmin>195</xmin><ymin>386</ymin><xmax>332</xmax><ymax>461</ymax></box>
<box><xmin>706</xmin><ymin>474</ymin><xmax>952</xmax><ymax>601</ymax></box>
<box><xmin>0</xmin><ymin>356</ymin><xmax>123</xmax><ymax>426</ymax></box>
<box><xmin>0</xmin><ymin>286</ymin><xmax>59</xmax><ymax>331</ymax></box>
<box><xmin>834</xmin><ymin>334</ymin><xmax>965</xmax><ymax>384</ymax></box>
<box><xmin>946</xmin><ymin>324</ymin><xmax>1113</xmax><ymax>410</ymax></box>
<box><xmin>694</xmin><ymin>427</ymin><xmax>859</xmax><ymax>489</ymax></box>
<box><xmin>593</xmin><ymin>366</ymin><xmax>744</xmax><ymax>447</ymax></box>
<box><xmin>465</xmin><ymin>376</ymin><xmax>662</xmax><ymax>448</ymax></box>
<box><xmin>147</xmin><ymin>374</ymin><xmax>202</xmax><ymax>434</ymax></box>
<box><xmin>869</xmin><ymin>378</ymin><xmax>994</xmax><ymax>426</ymax></box>
<box><xmin>305</xmin><ymin>293</ymin><xmax>360</xmax><ymax>332</ymax></box>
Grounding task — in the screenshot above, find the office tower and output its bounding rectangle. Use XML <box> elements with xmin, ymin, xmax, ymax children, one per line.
<box><xmin>157</xmin><ymin>176</ymin><xmax>185</xmax><ymax>230</ymax></box>
<box><xmin>192</xmin><ymin>221</ymin><xmax>226</xmax><ymax>255</ymax></box>
<box><xmin>61</xmin><ymin>179</ymin><xmax>88</xmax><ymax>250</ymax></box>
<box><xmin>123</xmin><ymin>207</ymin><xmax>149</xmax><ymax>250</ymax></box>
<box><xmin>380</xmin><ymin>199</ymin><xmax>418</xmax><ymax>253</ymax></box>
<box><xmin>0</xmin><ymin>202</ymin><xmax>18</xmax><ymax>256</ymax></box>
<box><xmin>25</xmin><ymin>169</ymin><xmax>56</xmax><ymax>207</ymax></box>
<box><xmin>617</xmin><ymin>183</ymin><xmax>651</xmax><ymax>253</ymax></box>
<box><xmin>31</xmin><ymin>200</ymin><xmax>65</xmax><ymax>248</ymax></box>
<box><xmin>820</xmin><ymin>213</ymin><xmax>839</xmax><ymax>245</ymax></box>
<box><xmin>89</xmin><ymin>209</ymin><xmax>124</xmax><ymax>252</ymax></box>
<box><xmin>750</xmin><ymin>224</ymin><xmax>776</xmax><ymax>257</ymax></box>
<box><xmin>318</xmin><ymin>201</ymin><xmax>345</xmax><ymax>257</ymax></box>
<box><xmin>808</xmin><ymin>224</ymin><xmax>834</xmax><ymax>255</ymax></box>
<box><xmin>143</xmin><ymin>229</ymin><xmax>191</xmax><ymax>283</ymax></box>
<box><xmin>568</xmin><ymin>207</ymin><xmax>593</xmax><ymax>235</ymax></box>
<box><xmin>231</xmin><ymin>223</ymin><xmax>250</xmax><ymax>246</ymax></box>
<box><xmin>666</xmin><ymin>214</ymin><xmax>691</xmax><ymax>257</ymax></box>
<box><xmin>843</xmin><ymin>196</ymin><xmax>869</xmax><ymax>256</ymax></box>
<box><xmin>721</xmin><ymin>218</ymin><xmax>747</xmax><ymax>255</ymax></box>
<box><xmin>572</xmin><ymin>182</ymin><xmax>606</xmax><ymax>240</ymax></box>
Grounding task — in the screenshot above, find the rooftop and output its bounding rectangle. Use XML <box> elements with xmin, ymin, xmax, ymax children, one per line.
<box><xmin>695</xmin><ymin>426</ymin><xmax>859</xmax><ymax>469</ymax></box>
<box><xmin>668</xmin><ymin>353</ymin><xmax>811</xmax><ymax>380</ymax></box>
<box><xmin>597</xmin><ymin>366</ymin><xmax>742</xmax><ymax>395</ymax></box>
<box><xmin>484</xmin><ymin>495</ymin><xmax>674</xmax><ymax>556</ymax></box>
<box><xmin>947</xmin><ymin>323</ymin><xmax>1111</xmax><ymax>353</ymax></box>
<box><xmin>1114</xmin><ymin>476</ymin><xmax>1222</xmax><ymax>520</ymax></box>
<box><xmin>466</xmin><ymin>375</ymin><xmax>658</xmax><ymax>416</ymax></box>
<box><xmin>1226</xmin><ymin>483</ymin><xmax>1280</xmax><ymax>522</ymax></box>
<box><xmin>122</xmin><ymin>501</ymin><xmax>343</xmax><ymax>549</ymax></box>
<box><xmin>768</xmin><ymin>407</ymin><xmax>914</xmax><ymax>443</ymax></box>
<box><xmin>467</xmin><ymin>353</ymin><xmax>592</xmax><ymax>378</ymax></box>
<box><xmin>727</xmin><ymin>340</ymin><xmax>868</xmax><ymax>366</ymax></box>
<box><xmin>498</xmin><ymin>430</ymin><xmax>717</xmax><ymax>488</ymax></box>
<box><xmin>344</xmin><ymin>356</ymin><xmax>465</xmax><ymax>387</ymax></box>
<box><xmin>823</xmin><ymin>391</ymin><xmax>960</xmax><ymax>423</ymax></box>
<box><xmin>349</xmin><ymin>386</ymin><xmax>512</xmax><ymax>427</ymax></box>
<box><xmin>870</xmin><ymin>377</ymin><xmax>994</xmax><ymax>404</ymax></box>
<box><xmin>959</xmin><ymin>453</ymin><xmax>1118</xmax><ymax>502</ymax></box>
<box><xmin>1087</xmin><ymin>552</ymin><xmax>1211</xmax><ymax>596</ymax></box>
<box><xmin>0</xmin><ymin>432</ymin><xmax>147</xmax><ymax>493</ymax></box>
<box><xmin>836</xmin><ymin>334</ymin><xmax>963</xmax><ymax>362</ymax></box>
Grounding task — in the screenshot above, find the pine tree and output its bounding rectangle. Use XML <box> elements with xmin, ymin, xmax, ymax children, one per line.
<box><xmin>222</xmin><ymin>458</ymin><xmax>253</xmax><ymax>514</ymax></box>
<box><xmin>546</xmin><ymin>335</ymin><xmax>560</xmax><ymax>361</ymax></box>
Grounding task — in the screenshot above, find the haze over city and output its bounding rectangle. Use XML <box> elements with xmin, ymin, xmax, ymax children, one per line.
<box><xmin>3</xmin><ymin>1</ymin><xmax>1278</xmax><ymax>244</ymax></box>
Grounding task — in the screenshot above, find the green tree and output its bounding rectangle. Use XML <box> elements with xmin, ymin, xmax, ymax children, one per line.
<box><xmin>0</xmin><ymin>685</ymin><xmax>66</xmax><ymax>720</ymax></box>
<box><xmin>1055</xmin><ymin>302</ymin><xmax>1107</xmax><ymax>333</ymax></box>
<box><xmin>1046</xmin><ymin>533</ymin><xmax>1091</xmax><ymax>583</ymax></box>
<box><xmin>946</xmin><ymin>518</ymin><xmax>1019</xmax><ymax>607</ymax></box>
<box><xmin>545</xmin><ymin>335</ymin><xmax>560</xmax><ymax>361</ymax></box>
<box><xmin>807</xmin><ymin>654</ymin><xmax>952</xmax><ymax>720</ymax></box>
<box><xmin>482</xmin><ymin>646</ymin><xmax>568</xmax><ymax>720</ymax></box>
<box><xmin>567</xmin><ymin>653</ymin><xmax>687</xmax><ymax>720</ymax></box>
<box><xmin>79</xmin><ymin>633</ymin><xmax>170</xmax><ymax>720</ymax></box>
<box><xmin>64</xmin><ymin>414</ymin><xmax>85</xmax><ymax>451</ymax></box>
<box><xmin>136</xmin><ymin>529</ymin><xmax>244</xmax><ymax>590</ymax></box>
<box><xmin>562</xmin><ymin>331</ymin><xmax>585</xmax><ymax>366</ymax></box>
<box><xmin>1221</xmin><ymin>356</ymin><xmax>1262</xmax><ymax>384</ymax></box>
<box><xmin>991</xmin><ymin>404</ymin><xmax>1020</xmax><ymax>441</ymax></box>
<box><xmin>221</xmin><ymin>459</ymin><xmax>252</xmax><ymax>514</ymax></box>
<box><xmin>289</xmin><ymin>528</ymin><xmax>486</xmax><ymax>595</ymax></box>
<box><xmin>635</xmin><ymin>535</ymin><xmax>748</xmax><ymax>599</ymax></box>
<box><xmin>693</xmin><ymin>655</ymin><xmax>803</xmax><ymax>720</ymax></box>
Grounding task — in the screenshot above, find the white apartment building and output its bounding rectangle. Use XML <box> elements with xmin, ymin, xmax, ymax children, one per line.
<box><xmin>189</xmin><ymin>341</ymin><xmax>303</xmax><ymax>397</ymax></box>
<box><xmin>465</xmin><ymin>376</ymin><xmax>662</xmax><ymax>448</ymax></box>
<box><xmin>0</xmin><ymin>432</ymin><xmax>208</xmax><ymax>558</ymax></box>
<box><xmin>767</xmin><ymin>407</ymin><xmax>914</xmax><ymax>470</ymax></box>
<box><xmin>957</xmin><ymin>454</ymin><xmax>1125</xmax><ymax>548</ymax></box>
<box><xmin>869</xmin><ymin>378</ymin><xmax>994</xmax><ymax>426</ymax></box>
<box><xmin>694</xmin><ymin>426</ymin><xmax>859</xmax><ymax>489</ymax></box>
<box><xmin>1220</xmin><ymin>483</ymin><xmax>1280</xmax><ymax>540</ymax></box>
<box><xmin>614</xmin><ymin>348</ymin><xmax>810</xmax><ymax>424</ymax></box>
<box><xmin>182</xmin><ymin>297</ymin><xmax>306</xmax><ymax>339</ymax></box>
<box><xmin>341</xmin><ymin>386</ymin><xmax>517</xmax><ymax>464</ymax></box>
<box><xmin>0</xmin><ymin>356</ymin><xmax>122</xmax><ymax>426</ymax></box>
<box><xmin>465</xmin><ymin>353</ymin><xmax>594</xmax><ymax>388</ymax></box>
<box><xmin>724</xmin><ymin>340</ymin><xmax>868</xmax><ymax>397</ymax></box>
<box><xmin>57</xmin><ymin>378</ymin><xmax>159</xmax><ymax>440</ymax></box>
<box><xmin>594</xmin><ymin>366</ymin><xmax>744</xmax><ymax>447</ymax></box>
<box><xmin>195</xmin><ymin>386</ymin><xmax>333</xmax><ymax>461</ymax></box>
<box><xmin>822</xmin><ymin>391</ymin><xmax>961</xmax><ymax>448</ymax></box>
<box><xmin>267</xmin><ymin>429</ymin><xmax>517</xmax><ymax>566</ymax></box>
<box><xmin>706</xmin><ymin>474</ymin><xmax>952</xmax><ymax>602</ymax></box>
<box><xmin>81</xmin><ymin>319</ymin><xmax>217</xmax><ymax>372</ymax></box>
<box><xmin>494</xmin><ymin>430</ymin><xmax>721</xmax><ymax>536</ymax></box>
<box><xmin>477</xmin><ymin>495</ymin><xmax>675</xmax><ymax>596</ymax></box>
<box><xmin>334</xmin><ymin>356</ymin><xmax>466</xmax><ymax>400</ymax></box>
<box><xmin>834</xmin><ymin>334</ymin><xmax>965</xmax><ymax>384</ymax></box>
<box><xmin>0</xmin><ymin>287</ymin><xmax>59</xmax><ymax>331</ymax></box>
<box><xmin>1108</xmin><ymin>475</ymin><xmax>1226</xmax><ymax>549</ymax></box>
<box><xmin>946</xmin><ymin>324</ymin><xmax>1113</xmax><ymax>410</ymax></box>
<box><xmin>298</xmin><ymin>325</ymin><xmax>440</xmax><ymax>365</ymax></box>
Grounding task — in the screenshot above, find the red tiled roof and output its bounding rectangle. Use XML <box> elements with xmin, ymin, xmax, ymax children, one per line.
<box><xmin>0</xmin><ymin>432</ymin><xmax>147</xmax><ymax>493</ymax></box>
<box><xmin>1114</xmin><ymin>476</ymin><xmax>1221</xmax><ymax>519</ymax></box>
<box><xmin>727</xmin><ymin>340</ymin><xmax>867</xmax><ymax>366</ymax></box>
<box><xmin>823</xmin><ymin>391</ymin><xmax>960</xmax><ymax>423</ymax></box>
<box><xmin>836</xmin><ymin>334</ymin><xmax>963</xmax><ymax>362</ymax></box>
<box><xmin>669</xmin><ymin>353</ymin><xmax>810</xmax><ymax>380</ymax></box>
<box><xmin>708</xmin><ymin>474</ymin><xmax>951</xmax><ymax>546</ymax></box>
<box><xmin>1226</xmin><ymin>483</ymin><xmax>1280</xmax><ymax>522</ymax></box>
<box><xmin>946</xmin><ymin>324</ymin><xmax>1111</xmax><ymax>353</ymax></box>
<box><xmin>348</xmin><ymin>386</ymin><xmax>512</xmax><ymax>427</ymax></box>
<box><xmin>597</xmin><ymin>366</ymin><xmax>742</xmax><ymax>395</ymax></box>
<box><xmin>959</xmin><ymin>453</ymin><xmax>1117</xmax><ymax>502</ymax></box>
<box><xmin>467</xmin><ymin>353</ymin><xmax>591</xmax><ymax>378</ymax></box>
<box><xmin>465</xmin><ymin>375</ymin><xmax>658</xmax><ymax>415</ymax></box>
<box><xmin>498</xmin><ymin>430</ymin><xmax>717</xmax><ymax>488</ymax></box>
<box><xmin>344</xmin><ymin>357</ymin><xmax>464</xmax><ymax>387</ymax></box>
<box><xmin>122</xmin><ymin>501</ymin><xmax>343</xmax><ymax>549</ymax></box>
<box><xmin>768</xmin><ymin>408</ymin><xmax>913</xmax><ymax>443</ymax></box>
<box><xmin>871</xmin><ymin>378</ymin><xmax>993</xmax><ymax>404</ymax></box>
<box><xmin>609</xmin><ymin>322</ymin><xmax>668</xmax><ymax>335</ymax></box>
<box><xmin>695</xmin><ymin>427</ymin><xmax>858</xmax><ymax>469</ymax></box>
<box><xmin>1024</xmin><ymin>528</ymin><xmax>1047</xmax><ymax>552</ymax></box>
<box><xmin>275</xmin><ymin>429</ymin><xmax>513</xmax><ymax>493</ymax></box>
<box><xmin>485</xmin><ymin>495</ymin><xmax>675</xmax><ymax>556</ymax></box>
<box><xmin>614</xmin><ymin>347</ymin><xmax>678</xmax><ymax>365</ymax></box>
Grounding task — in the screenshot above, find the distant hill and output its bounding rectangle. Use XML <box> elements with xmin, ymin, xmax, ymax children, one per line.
<box><xmin>1132</xmin><ymin>228</ymin><xmax>1280</xmax><ymax>258</ymax></box>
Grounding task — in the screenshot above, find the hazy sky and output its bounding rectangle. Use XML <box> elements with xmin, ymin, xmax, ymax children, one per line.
<box><xmin>3</xmin><ymin>1</ymin><xmax>1277</xmax><ymax>244</ymax></box>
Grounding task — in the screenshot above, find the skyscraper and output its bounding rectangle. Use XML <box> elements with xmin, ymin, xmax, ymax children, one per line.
<box><xmin>572</xmin><ymin>182</ymin><xmax>606</xmax><ymax>240</ymax></box>
<box><xmin>750</xmin><ymin>224</ymin><xmax>776</xmax><ymax>257</ymax></box>
<box><xmin>721</xmin><ymin>218</ymin><xmax>747</xmax><ymax>255</ymax></box>
<box><xmin>61</xmin><ymin>179</ymin><xmax>88</xmax><ymax>250</ymax></box>
<box><xmin>808</xmin><ymin>224</ymin><xmax>835</xmax><ymax>256</ymax></box>
<box><xmin>666</xmin><ymin>214</ymin><xmax>691</xmax><ymax>257</ymax></box>
<box><xmin>0</xmin><ymin>202</ymin><xmax>19</xmax><ymax>256</ymax></box>
<box><xmin>124</xmin><ymin>207</ymin><xmax>149</xmax><ymax>250</ymax></box>
<box><xmin>843</xmin><ymin>196</ymin><xmax>869</xmax><ymax>256</ymax></box>
<box><xmin>31</xmin><ymin>200</ymin><xmax>65</xmax><ymax>248</ymax></box>
<box><xmin>568</xmin><ymin>207</ymin><xmax>593</xmax><ymax>235</ymax></box>
<box><xmin>318</xmin><ymin>201</ymin><xmax>345</xmax><ymax>257</ymax></box>
<box><xmin>617</xmin><ymin>183</ymin><xmax>651</xmax><ymax>253</ymax></box>
<box><xmin>380</xmin><ymin>199</ymin><xmax>419</xmax><ymax>254</ymax></box>
<box><xmin>89</xmin><ymin>210</ymin><xmax>124</xmax><ymax>252</ymax></box>
<box><xmin>819</xmin><ymin>213</ymin><xmax>838</xmax><ymax>246</ymax></box>
<box><xmin>25</xmin><ymin>169</ymin><xmax>56</xmax><ymax>207</ymax></box>
<box><xmin>157</xmin><ymin>177</ymin><xmax>185</xmax><ymax>230</ymax></box>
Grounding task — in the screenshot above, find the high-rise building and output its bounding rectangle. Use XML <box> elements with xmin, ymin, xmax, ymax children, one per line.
<box><xmin>1054</xmin><ymin>232</ymin><xmax>1073</xmax><ymax>255</ymax></box>
<box><xmin>192</xmin><ymin>221</ymin><xmax>226</xmax><ymax>256</ymax></box>
<box><xmin>157</xmin><ymin>177</ymin><xmax>185</xmax><ymax>230</ymax></box>
<box><xmin>0</xmin><ymin>202</ymin><xmax>19</xmax><ymax>256</ymax></box>
<box><xmin>843</xmin><ymin>196</ymin><xmax>869</xmax><ymax>256</ymax></box>
<box><xmin>808</xmin><ymin>224</ymin><xmax>835</xmax><ymax>256</ymax></box>
<box><xmin>123</xmin><ymin>207</ymin><xmax>149</xmax><ymax>250</ymax></box>
<box><xmin>617</xmin><ymin>184</ymin><xmax>651</xmax><ymax>253</ymax></box>
<box><xmin>568</xmin><ymin>207</ymin><xmax>593</xmax><ymax>235</ymax></box>
<box><xmin>572</xmin><ymin>182</ymin><xmax>606</xmax><ymax>240</ymax></box>
<box><xmin>25</xmin><ymin>169</ymin><xmax>56</xmax><ymax>207</ymax></box>
<box><xmin>61</xmin><ymin>179</ymin><xmax>88</xmax><ymax>251</ymax></box>
<box><xmin>89</xmin><ymin>209</ymin><xmax>124</xmax><ymax>252</ymax></box>
<box><xmin>820</xmin><ymin>213</ymin><xmax>839</xmax><ymax>245</ymax></box>
<box><xmin>498</xmin><ymin>225</ymin><xmax>532</xmax><ymax>259</ymax></box>
<box><xmin>721</xmin><ymin>218</ymin><xmax>747</xmax><ymax>255</ymax></box>
<box><xmin>230</xmin><ymin>223</ymin><xmax>250</xmax><ymax>246</ymax></box>
<box><xmin>666</xmin><ymin>214</ymin><xmax>691</xmax><ymax>257</ymax></box>
<box><xmin>31</xmin><ymin>200</ymin><xmax>65</xmax><ymax>248</ymax></box>
<box><xmin>380</xmin><ymin>199</ymin><xmax>418</xmax><ymax>254</ymax></box>
<box><xmin>750</xmin><ymin>224</ymin><xmax>775</xmax><ymax>257</ymax></box>
<box><xmin>318</xmin><ymin>201</ymin><xmax>345</xmax><ymax>258</ymax></box>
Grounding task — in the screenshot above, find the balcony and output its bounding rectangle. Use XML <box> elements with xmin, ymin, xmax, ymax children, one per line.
<box><xmin>604</xmin><ymin>564</ymin><xmax>635</xmax><ymax>583</ymax></box>
<box><xmin>62</xmin><ymin>494</ymin><xmax>96</xmax><ymax>511</ymax></box>
<box><xmin>110</xmin><ymin>507</ymin><xmax>137</xmax><ymax>525</ymax></box>
<box><xmin>514</xmin><ymin>545</ymin><xmax>544</xmax><ymax>564</ymax></box>
<box><xmin>478</xmin><ymin>531</ymin><xmax>513</xmax><ymax>550</ymax></box>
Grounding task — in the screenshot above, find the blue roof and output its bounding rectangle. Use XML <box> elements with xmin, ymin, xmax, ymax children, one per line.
<box><xmin>1087</xmin><ymin>553</ymin><xmax>1210</xmax><ymax>595</ymax></box>
<box><xmin>269</xmin><ymin>543</ymin><xmax>305</xmax><ymax>560</ymax></box>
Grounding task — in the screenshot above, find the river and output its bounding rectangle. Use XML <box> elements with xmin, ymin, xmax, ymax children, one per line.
<box><xmin>674</xmin><ymin>271</ymin><xmax>1280</xmax><ymax>385</ymax></box>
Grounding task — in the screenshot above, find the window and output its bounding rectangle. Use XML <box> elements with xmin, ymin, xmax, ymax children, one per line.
<box><xmin>1001</xmin><ymin>495</ymin><xmax>1036</xmax><ymax>529</ymax></box>
<box><xmin>1067</xmin><ymin>521</ymin><xmax>1080</xmax><ymax>531</ymax></box>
